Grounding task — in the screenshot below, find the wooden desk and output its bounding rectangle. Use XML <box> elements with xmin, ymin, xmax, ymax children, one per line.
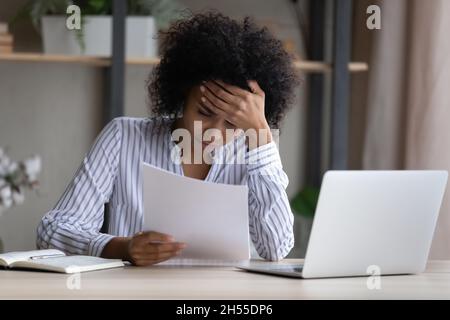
<box><xmin>1</xmin><ymin>260</ymin><xmax>450</xmax><ymax>299</ymax></box>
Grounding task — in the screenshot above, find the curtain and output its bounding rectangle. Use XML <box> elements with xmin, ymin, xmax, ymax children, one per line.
<box><xmin>357</xmin><ymin>0</ymin><xmax>450</xmax><ymax>258</ymax></box>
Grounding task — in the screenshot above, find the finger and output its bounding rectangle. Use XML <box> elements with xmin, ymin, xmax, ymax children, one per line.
<box><xmin>200</xmin><ymin>95</ymin><xmax>230</xmax><ymax>118</ymax></box>
<box><xmin>133</xmin><ymin>242</ymin><xmax>186</xmax><ymax>255</ymax></box>
<box><xmin>215</xmin><ymin>79</ymin><xmax>250</xmax><ymax>98</ymax></box>
<box><xmin>135</xmin><ymin>231</ymin><xmax>174</xmax><ymax>245</ymax></box>
<box><xmin>247</xmin><ymin>80</ymin><xmax>264</xmax><ymax>96</ymax></box>
<box><xmin>201</xmin><ymin>84</ymin><xmax>235</xmax><ymax>114</ymax></box>
<box><xmin>134</xmin><ymin>250</ymin><xmax>182</xmax><ymax>262</ymax></box>
<box><xmin>152</xmin><ymin>254</ymin><xmax>181</xmax><ymax>265</ymax></box>
<box><xmin>138</xmin><ymin>252</ymin><xmax>181</xmax><ymax>266</ymax></box>
<box><xmin>146</xmin><ymin>242</ymin><xmax>187</xmax><ymax>254</ymax></box>
<box><xmin>201</xmin><ymin>96</ymin><xmax>239</xmax><ymax>127</ymax></box>
<box><xmin>201</xmin><ymin>81</ymin><xmax>240</xmax><ymax>106</ymax></box>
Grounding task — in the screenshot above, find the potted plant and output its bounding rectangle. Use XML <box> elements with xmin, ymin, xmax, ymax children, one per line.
<box><xmin>13</xmin><ymin>0</ymin><xmax>182</xmax><ymax>57</ymax></box>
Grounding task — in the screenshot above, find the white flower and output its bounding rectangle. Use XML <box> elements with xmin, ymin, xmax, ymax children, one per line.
<box><xmin>12</xmin><ymin>190</ymin><xmax>25</xmax><ymax>205</ymax></box>
<box><xmin>0</xmin><ymin>154</ymin><xmax>10</xmax><ymax>176</ymax></box>
<box><xmin>0</xmin><ymin>185</ymin><xmax>13</xmax><ymax>209</ymax></box>
<box><xmin>7</xmin><ymin>161</ymin><xmax>18</xmax><ymax>175</ymax></box>
<box><xmin>0</xmin><ymin>185</ymin><xmax>12</xmax><ymax>199</ymax></box>
<box><xmin>0</xmin><ymin>149</ymin><xmax>41</xmax><ymax>214</ymax></box>
<box><xmin>0</xmin><ymin>154</ymin><xmax>10</xmax><ymax>168</ymax></box>
<box><xmin>23</xmin><ymin>155</ymin><xmax>42</xmax><ymax>182</ymax></box>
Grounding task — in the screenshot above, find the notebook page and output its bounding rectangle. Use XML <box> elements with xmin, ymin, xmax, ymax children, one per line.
<box><xmin>0</xmin><ymin>249</ymin><xmax>64</xmax><ymax>266</ymax></box>
<box><xmin>12</xmin><ymin>255</ymin><xmax>124</xmax><ymax>273</ymax></box>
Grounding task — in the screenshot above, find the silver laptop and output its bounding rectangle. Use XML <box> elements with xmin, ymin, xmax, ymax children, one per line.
<box><xmin>238</xmin><ymin>171</ymin><xmax>448</xmax><ymax>279</ymax></box>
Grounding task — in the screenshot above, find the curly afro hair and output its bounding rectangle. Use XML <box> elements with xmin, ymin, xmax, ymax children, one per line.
<box><xmin>148</xmin><ymin>11</ymin><xmax>299</xmax><ymax>128</ymax></box>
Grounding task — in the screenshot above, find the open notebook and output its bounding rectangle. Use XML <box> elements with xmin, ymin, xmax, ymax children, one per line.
<box><xmin>0</xmin><ymin>249</ymin><xmax>124</xmax><ymax>274</ymax></box>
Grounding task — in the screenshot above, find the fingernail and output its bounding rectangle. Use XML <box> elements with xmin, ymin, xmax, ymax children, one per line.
<box><xmin>201</xmin><ymin>97</ymin><xmax>206</xmax><ymax>102</ymax></box>
<box><xmin>200</xmin><ymin>85</ymin><xmax>205</xmax><ymax>92</ymax></box>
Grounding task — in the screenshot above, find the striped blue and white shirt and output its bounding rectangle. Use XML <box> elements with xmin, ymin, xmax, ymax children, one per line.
<box><xmin>36</xmin><ymin>117</ymin><xmax>294</xmax><ymax>261</ymax></box>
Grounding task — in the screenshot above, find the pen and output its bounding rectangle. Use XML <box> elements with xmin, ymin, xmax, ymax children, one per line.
<box><xmin>29</xmin><ymin>254</ymin><xmax>65</xmax><ymax>260</ymax></box>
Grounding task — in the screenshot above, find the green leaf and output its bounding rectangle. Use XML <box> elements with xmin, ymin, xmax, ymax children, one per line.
<box><xmin>290</xmin><ymin>186</ymin><xmax>320</xmax><ymax>218</ymax></box>
<box><xmin>129</xmin><ymin>0</ymin><xmax>184</xmax><ymax>29</ymax></box>
<box><xmin>86</xmin><ymin>0</ymin><xmax>111</xmax><ymax>15</ymax></box>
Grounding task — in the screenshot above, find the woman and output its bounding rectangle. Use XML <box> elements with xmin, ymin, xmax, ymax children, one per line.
<box><xmin>37</xmin><ymin>12</ymin><xmax>298</xmax><ymax>266</ymax></box>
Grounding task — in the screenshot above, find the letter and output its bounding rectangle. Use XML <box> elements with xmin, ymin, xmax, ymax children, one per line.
<box><xmin>66</xmin><ymin>5</ymin><xmax>81</xmax><ymax>30</ymax></box>
<box><xmin>185</xmin><ymin>305</ymin><xmax>192</xmax><ymax>315</ymax></box>
<box><xmin>204</xmin><ymin>307</ymin><xmax>210</xmax><ymax>318</ymax></box>
<box><xmin>366</xmin><ymin>5</ymin><xmax>381</xmax><ymax>30</ymax></box>
<box><xmin>366</xmin><ymin>265</ymin><xmax>382</xmax><ymax>290</ymax></box>
<box><xmin>171</xmin><ymin>128</ymin><xmax>191</xmax><ymax>164</ymax></box>
<box><xmin>193</xmin><ymin>121</ymin><xmax>203</xmax><ymax>164</ymax></box>
<box><xmin>203</xmin><ymin>128</ymin><xmax>222</xmax><ymax>164</ymax></box>
<box><xmin>245</xmin><ymin>128</ymin><xmax>258</xmax><ymax>155</ymax></box>
<box><xmin>66</xmin><ymin>271</ymin><xmax>81</xmax><ymax>290</ymax></box>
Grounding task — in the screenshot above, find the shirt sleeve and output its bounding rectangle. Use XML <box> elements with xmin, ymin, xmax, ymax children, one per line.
<box><xmin>246</xmin><ymin>141</ymin><xmax>295</xmax><ymax>261</ymax></box>
<box><xmin>36</xmin><ymin>118</ymin><xmax>122</xmax><ymax>257</ymax></box>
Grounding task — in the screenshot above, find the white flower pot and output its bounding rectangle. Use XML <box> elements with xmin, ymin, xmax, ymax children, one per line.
<box><xmin>41</xmin><ymin>15</ymin><xmax>158</xmax><ymax>58</ymax></box>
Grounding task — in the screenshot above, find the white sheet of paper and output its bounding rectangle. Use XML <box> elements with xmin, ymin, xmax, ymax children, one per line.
<box><xmin>141</xmin><ymin>162</ymin><xmax>250</xmax><ymax>261</ymax></box>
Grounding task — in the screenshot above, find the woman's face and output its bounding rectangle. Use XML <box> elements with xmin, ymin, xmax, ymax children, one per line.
<box><xmin>177</xmin><ymin>85</ymin><xmax>238</xmax><ymax>149</ymax></box>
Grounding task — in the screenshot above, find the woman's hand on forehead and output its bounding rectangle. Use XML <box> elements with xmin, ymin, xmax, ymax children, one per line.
<box><xmin>200</xmin><ymin>80</ymin><xmax>267</xmax><ymax>129</ymax></box>
<box><xmin>199</xmin><ymin>79</ymin><xmax>272</xmax><ymax>149</ymax></box>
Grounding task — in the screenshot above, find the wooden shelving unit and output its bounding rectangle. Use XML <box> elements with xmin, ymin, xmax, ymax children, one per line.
<box><xmin>0</xmin><ymin>52</ymin><xmax>368</xmax><ymax>73</ymax></box>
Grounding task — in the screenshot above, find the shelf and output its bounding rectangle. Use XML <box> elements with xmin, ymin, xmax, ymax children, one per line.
<box><xmin>0</xmin><ymin>53</ymin><xmax>110</xmax><ymax>66</ymax></box>
<box><xmin>0</xmin><ymin>53</ymin><xmax>368</xmax><ymax>73</ymax></box>
<box><xmin>293</xmin><ymin>60</ymin><xmax>368</xmax><ymax>73</ymax></box>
